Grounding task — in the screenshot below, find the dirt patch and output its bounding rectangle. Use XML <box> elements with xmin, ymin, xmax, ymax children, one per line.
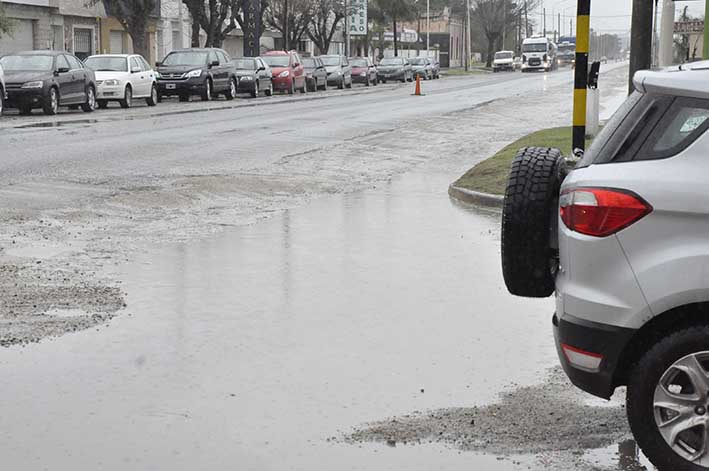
<box><xmin>347</xmin><ymin>369</ymin><xmax>630</xmax><ymax>455</ymax></box>
<box><xmin>0</xmin><ymin>263</ymin><xmax>124</xmax><ymax>346</ymax></box>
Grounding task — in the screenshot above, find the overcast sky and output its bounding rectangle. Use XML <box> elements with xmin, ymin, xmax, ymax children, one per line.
<box><xmin>530</xmin><ymin>0</ymin><xmax>704</xmax><ymax>36</ymax></box>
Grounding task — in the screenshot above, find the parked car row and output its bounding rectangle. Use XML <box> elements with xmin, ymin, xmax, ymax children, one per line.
<box><xmin>0</xmin><ymin>48</ymin><xmax>443</xmax><ymax>116</ymax></box>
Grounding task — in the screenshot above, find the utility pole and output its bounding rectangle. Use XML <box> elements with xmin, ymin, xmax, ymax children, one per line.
<box><xmin>466</xmin><ymin>0</ymin><xmax>471</xmax><ymax>69</ymax></box>
<box><xmin>426</xmin><ymin>0</ymin><xmax>430</xmax><ymax>54</ymax></box>
<box><xmin>284</xmin><ymin>0</ymin><xmax>289</xmax><ymax>49</ymax></box>
<box><xmin>704</xmin><ymin>0</ymin><xmax>709</xmax><ymax>58</ymax></box>
<box><xmin>629</xmin><ymin>0</ymin><xmax>654</xmax><ymax>93</ymax></box>
<box><xmin>572</xmin><ymin>0</ymin><xmax>591</xmax><ymax>154</ymax></box>
<box><xmin>543</xmin><ymin>7</ymin><xmax>546</xmax><ymax>36</ymax></box>
<box><xmin>346</xmin><ymin>0</ymin><xmax>351</xmax><ymax>56</ymax></box>
<box><xmin>558</xmin><ymin>13</ymin><xmax>561</xmax><ymax>41</ymax></box>
<box><xmin>525</xmin><ymin>1</ymin><xmax>529</xmax><ymax>37</ymax></box>
<box><xmin>659</xmin><ymin>0</ymin><xmax>674</xmax><ymax>66</ymax></box>
<box><xmin>503</xmin><ymin>0</ymin><xmax>507</xmax><ymax>48</ymax></box>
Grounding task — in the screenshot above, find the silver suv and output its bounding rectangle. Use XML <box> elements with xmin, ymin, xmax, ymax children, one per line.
<box><xmin>502</xmin><ymin>63</ymin><xmax>709</xmax><ymax>471</ymax></box>
<box><xmin>0</xmin><ymin>62</ymin><xmax>5</xmax><ymax>115</ymax></box>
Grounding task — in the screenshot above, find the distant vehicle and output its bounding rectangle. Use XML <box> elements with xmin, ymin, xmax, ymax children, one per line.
<box><xmin>376</xmin><ymin>56</ymin><xmax>413</xmax><ymax>83</ymax></box>
<box><xmin>233</xmin><ymin>57</ymin><xmax>273</xmax><ymax>97</ymax></box>
<box><xmin>492</xmin><ymin>50</ymin><xmax>515</xmax><ymax>72</ymax></box>
<box><xmin>0</xmin><ymin>51</ymin><xmax>97</xmax><ymax>115</ymax></box>
<box><xmin>320</xmin><ymin>55</ymin><xmax>352</xmax><ymax>89</ymax></box>
<box><xmin>349</xmin><ymin>57</ymin><xmax>377</xmax><ymax>86</ymax></box>
<box><xmin>262</xmin><ymin>50</ymin><xmax>306</xmax><ymax>95</ymax></box>
<box><xmin>521</xmin><ymin>36</ymin><xmax>557</xmax><ymax>72</ymax></box>
<box><xmin>429</xmin><ymin>57</ymin><xmax>441</xmax><ymax>79</ymax></box>
<box><xmin>600</xmin><ymin>56</ymin><xmax>608</xmax><ymax>64</ymax></box>
<box><xmin>410</xmin><ymin>57</ymin><xmax>434</xmax><ymax>80</ymax></box>
<box><xmin>156</xmin><ymin>48</ymin><xmax>238</xmax><ymax>102</ymax></box>
<box><xmin>84</xmin><ymin>54</ymin><xmax>158</xmax><ymax>109</ymax></box>
<box><xmin>0</xmin><ymin>62</ymin><xmax>5</xmax><ymax>115</ymax></box>
<box><xmin>301</xmin><ymin>56</ymin><xmax>328</xmax><ymax>91</ymax></box>
<box><xmin>557</xmin><ymin>41</ymin><xmax>576</xmax><ymax>67</ymax></box>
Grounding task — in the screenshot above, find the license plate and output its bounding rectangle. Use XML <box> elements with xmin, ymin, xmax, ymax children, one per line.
<box><xmin>166</xmin><ymin>83</ymin><xmax>176</xmax><ymax>90</ymax></box>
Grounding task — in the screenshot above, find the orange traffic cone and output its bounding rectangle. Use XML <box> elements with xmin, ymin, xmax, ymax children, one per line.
<box><xmin>413</xmin><ymin>74</ymin><xmax>423</xmax><ymax>96</ymax></box>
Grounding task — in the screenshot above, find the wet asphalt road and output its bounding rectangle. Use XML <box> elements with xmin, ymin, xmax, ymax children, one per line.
<box><xmin>0</xmin><ymin>64</ymin><xmax>651</xmax><ymax>470</ymax></box>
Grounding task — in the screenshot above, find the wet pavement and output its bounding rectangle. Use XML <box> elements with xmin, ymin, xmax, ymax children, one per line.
<box><xmin>0</xmin><ymin>63</ymin><xmax>654</xmax><ymax>470</ymax></box>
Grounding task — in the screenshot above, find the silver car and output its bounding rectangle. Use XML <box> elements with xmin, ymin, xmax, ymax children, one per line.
<box><xmin>501</xmin><ymin>62</ymin><xmax>709</xmax><ymax>471</ymax></box>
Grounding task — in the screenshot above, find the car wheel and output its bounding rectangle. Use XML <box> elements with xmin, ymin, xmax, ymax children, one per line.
<box><xmin>225</xmin><ymin>78</ymin><xmax>237</xmax><ymax>100</ymax></box>
<box><xmin>373</xmin><ymin>77</ymin><xmax>378</xmax><ymax>86</ymax></box>
<box><xmin>265</xmin><ymin>81</ymin><xmax>273</xmax><ymax>97</ymax></box>
<box><xmin>97</xmin><ymin>99</ymin><xmax>109</xmax><ymax>109</ymax></box>
<box><xmin>288</xmin><ymin>80</ymin><xmax>295</xmax><ymax>95</ymax></box>
<box><xmin>42</xmin><ymin>87</ymin><xmax>59</xmax><ymax>115</ymax></box>
<box><xmin>365</xmin><ymin>77</ymin><xmax>370</xmax><ymax>87</ymax></box>
<box><xmin>119</xmin><ymin>85</ymin><xmax>132</xmax><ymax>109</ymax></box>
<box><xmin>338</xmin><ymin>78</ymin><xmax>344</xmax><ymax>89</ymax></box>
<box><xmin>146</xmin><ymin>85</ymin><xmax>158</xmax><ymax>106</ymax></box>
<box><xmin>346</xmin><ymin>77</ymin><xmax>352</xmax><ymax>89</ymax></box>
<box><xmin>501</xmin><ymin>147</ymin><xmax>567</xmax><ymax>298</ymax></box>
<box><xmin>201</xmin><ymin>79</ymin><xmax>212</xmax><ymax>101</ymax></box>
<box><xmin>251</xmin><ymin>81</ymin><xmax>259</xmax><ymax>98</ymax></box>
<box><xmin>0</xmin><ymin>89</ymin><xmax>4</xmax><ymax>115</ymax></box>
<box><xmin>81</xmin><ymin>85</ymin><xmax>96</xmax><ymax>112</ymax></box>
<box><xmin>300</xmin><ymin>80</ymin><xmax>307</xmax><ymax>94</ymax></box>
<box><xmin>322</xmin><ymin>79</ymin><xmax>328</xmax><ymax>91</ymax></box>
<box><xmin>628</xmin><ymin>326</ymin><xmax>709</xmax><ymax>471</ymax></box>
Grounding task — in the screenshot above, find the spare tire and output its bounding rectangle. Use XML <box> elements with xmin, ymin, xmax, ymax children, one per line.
<box><xmin>501</xmin><ymin>147</ymin><xmax>567</xmax><ymax>298</ymax></box>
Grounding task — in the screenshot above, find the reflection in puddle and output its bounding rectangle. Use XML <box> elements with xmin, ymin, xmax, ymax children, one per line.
<box><xmin>583</xmin><ymin>440</ymin><xmax>651</xmax><ymax>470</ymax></box>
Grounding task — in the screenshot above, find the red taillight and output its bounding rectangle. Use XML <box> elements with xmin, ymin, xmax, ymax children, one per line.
<box><xmin>559</xmin><ymin>188</ymin><xmax>652</xmax><ymax>237</ymax></box>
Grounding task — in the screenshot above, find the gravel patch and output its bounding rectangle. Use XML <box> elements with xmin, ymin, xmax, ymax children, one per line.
<box><xmin>347</xmin><ymin>369</ymin><xmax>630</xmax><ymax>455</ymax></box>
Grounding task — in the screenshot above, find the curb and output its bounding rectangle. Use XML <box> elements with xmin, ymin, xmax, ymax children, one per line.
<box><xmin>448</xmin><ymin>184</ymin><xmax>504</xmax><ymax>209</ymax></box>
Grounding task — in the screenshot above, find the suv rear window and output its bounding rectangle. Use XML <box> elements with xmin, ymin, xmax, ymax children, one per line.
<box><xmin>577</xmin><ymin>92</ymin><xmax>709</xmax><ymax>166</ymax></box>
<box><xmin>637</xmin><ymin>97</ymin><xmax>709</xmax><ymax>160</ymax></box>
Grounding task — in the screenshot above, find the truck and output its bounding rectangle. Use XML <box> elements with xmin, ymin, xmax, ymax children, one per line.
<box><xmin>521</xmin><ymin>36</ymin><xmax>557</xmax><ymax>73</ymax></box>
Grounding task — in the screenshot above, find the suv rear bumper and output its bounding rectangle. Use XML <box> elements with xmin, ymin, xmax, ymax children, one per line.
<box><xmin>553</xmin><ymin>312</ymin><xmax>635</xmax><ymax>399</ymax></box>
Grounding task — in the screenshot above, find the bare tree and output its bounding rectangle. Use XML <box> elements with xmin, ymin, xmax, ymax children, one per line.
<box><xmin>307</xmin><ymin>0</ymin><xmax>349</xmax><ymax>54</ymax></box>
<box><xmin>375</xmin><ymin>0</ymin><xmax>416</xmax><ymax>56</ymax></box>
<box><xmin>265</xmin><ymin>0</ymin><xmax>314</xmax><ymax>50</ymax></box>
<box><xmin>99</xmin><ymin>0</ymin><xmax>158</xmax><ymax>59</ymax></box>
<box><xmin>471</xmin><ymin>0</ymin><xmax>534</xmax><ymax>67</ymax></box>
<box><xmin>0</xmin><ymin>3</ymin><xmax>13</xmax><ymax>38</ymax></box>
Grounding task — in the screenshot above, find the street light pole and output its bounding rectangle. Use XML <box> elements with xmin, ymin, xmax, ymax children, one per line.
<box><xmin>704</xmin><ymin>0</ymin><xmax>709</xmax><ymax>58</ymax></box>
<box><xmin>426</xmin><ymin>0</ymin><xmax>430</xmax><ymax>54</ymax></box>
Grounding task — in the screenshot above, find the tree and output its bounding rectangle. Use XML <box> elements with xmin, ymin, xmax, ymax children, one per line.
<box><xmin>100</xmin><ymin>0</ymin><xmax>157</xmax><ymax>59</ymax></box>
<box><xmin>265</xmin><ymin>0</ymin><xmax>314</xmax><ymax>50</ymax></box>
<box><xmin>307</xmin><ymin>0</ymin><xmax>349</xmax><ymax>54</ymax></box>
<box><xmin>376</xmin><ymin>0</ymin><xmax>416</xmax><ymax>56</ymax></box>
<box><xmin>0</xmin><ymin>3</ymin><xmax>13</xmax><ymax>38</ymax></box>
<box><xmin>471</xmin><ymin>0</ymin><xmax>535</xmax><ymax>67</ymax></box>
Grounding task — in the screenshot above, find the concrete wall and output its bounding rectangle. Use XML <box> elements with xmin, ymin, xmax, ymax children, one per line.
<box><xmin>1</xmin><ymin>2</ymin><xmax>63</xmax><ymax>51</ymax></box>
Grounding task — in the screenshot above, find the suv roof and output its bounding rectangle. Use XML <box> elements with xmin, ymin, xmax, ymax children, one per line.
<box><xmin>263</xmin><ymin>51</ymin><xmax>290</xmax><ymax>56</ymax></box>
<box><xmin>634</xmin><ymin>63</ymin><xmax>709</xmax><ymax>99</ymax></box>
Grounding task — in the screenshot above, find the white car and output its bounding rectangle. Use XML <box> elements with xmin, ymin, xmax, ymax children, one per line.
<box><xmin>501</xmin><ymin>62</ymin><xmax>709</xmax><ymax>470</ymax></box>
<box><xmin>492</xmin><ymin>50</ymin><xmax>515</xmax><ymax>72</ymax></box>
<box><xmin>84</xmin><ymin>54</ymin><xmax>158</xmax><ymax>109</ymax></box>
<box><xmin>0</xmin><ymin>63</ymin><xmax>5</xmax><ymax>115</ymax></box>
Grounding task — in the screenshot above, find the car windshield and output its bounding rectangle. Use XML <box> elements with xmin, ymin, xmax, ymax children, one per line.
<box><xmin>522</xmin><ymin>43</ymin><xmax>548</xmax><ymax>53</ymax></box>
<box><xmin>380</xmin><ymin>58</ymin><xmax>403</xmax><ymax>66</ymax></box>
<box><xmin>233</xmin><ymin>59</ymin><xmax>256</xmax><ymax>70</ymax></box>
<box><xmin>0</xmin><ymin>54</ymin><xmax>54</xmax><ymax>71</ymax></box>
<box><xmin>495</xmin><ymin>52</ymin><xmax>513</xmax><ymax>60</ymax></box>
<box><xmin>162</xmin><ymin>52</ymin><xmax>208</xmax><ymax>66</ymax></box>
<box><xmin>84</xmin><ymin>56</ymin><xmax>128</xmax><ymax>72</ymax></box>
<box><xmin>320</xmin><ymin>56</ymin><xmax>341</xmax><ymax>66</ymax></box>
<box><xmin>350</xmin><ymin>59</ymin><xmax>367</xmax><ymax>67</ymax></box>
<box><xmin>302</xmin><ymin>58</ymin><xmax>317</xmax><ymax>68</ymax></box>
<box><xmin>263</xmin><ymin>55</ymin><xmax>290</xmax><ymax>67</ymax></box>
<box><xmin>410</xmin><ymin>58</ymin><xmax>427</xmax><ymax>65</ymax></box>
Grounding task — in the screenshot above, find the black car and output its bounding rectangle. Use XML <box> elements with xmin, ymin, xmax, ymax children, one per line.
<box><xmin>376</xmin><ymin>57</ymin><xmax>413</xmax><ymax>83</ymax></box>
<box><xmin>233</xmin><ymin>57</ymin><xmax>273</xmax><ymax>98</ymax></box>
<box><xmin>301</xmin><ymin>56</ymin><xmax>327</xmax><ymax>91</ymax></box>
<box><xmin>156</xmin><ymin>48</ymin><xmax>238</xmax><ymax>102</ymax></box>
<box><xmin>0</xmin><ymin>51</ymin><xmax>97</xmax><ymax>115</ymax></box>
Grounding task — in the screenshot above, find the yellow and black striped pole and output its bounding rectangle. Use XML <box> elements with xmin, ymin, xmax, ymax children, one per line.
<box><xmin>572</xmin><ymin>0</ymin><xmax>591</xmax><ymax>154</ymax></box>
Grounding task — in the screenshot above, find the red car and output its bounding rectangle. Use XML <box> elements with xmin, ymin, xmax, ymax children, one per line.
<box><xmin>261</xmin><ymin>51</ymin><xmax>306</xmax><ymax>95</ymax></box>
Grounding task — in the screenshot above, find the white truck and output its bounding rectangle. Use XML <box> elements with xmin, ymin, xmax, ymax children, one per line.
<box><xmin>521</xmin><ymin>36</ymin><xmax>557</xmax><ymax>72</ymax></box>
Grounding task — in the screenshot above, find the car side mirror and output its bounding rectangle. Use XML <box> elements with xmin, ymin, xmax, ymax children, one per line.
<box><xmin>257</xmin><ymin>66</ymin><xmax>265</xmax><ymax>72</ymax></box>
<box><xmin>293</xmin><ymin>63</ymin><xmax>300</xmax><ymax>67</ymax></box>
<box><xmin>155</xmin><ymin>61</ymin><xmax>162</xmax><ymax>68</ymax></box>
<box><xmin>55</xmin><ymin>67</ymin><xmax>70</xmax><ymax>75</ymax></box>
<box><xmin>131</xmin><ymin>67</ymin><xmax>141</xmax><ymax>73</ymax></box>
<box><xmin>210</xmin><ymin>60</ymin><xmax>220</xmax><ymax>67</ymax></box>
